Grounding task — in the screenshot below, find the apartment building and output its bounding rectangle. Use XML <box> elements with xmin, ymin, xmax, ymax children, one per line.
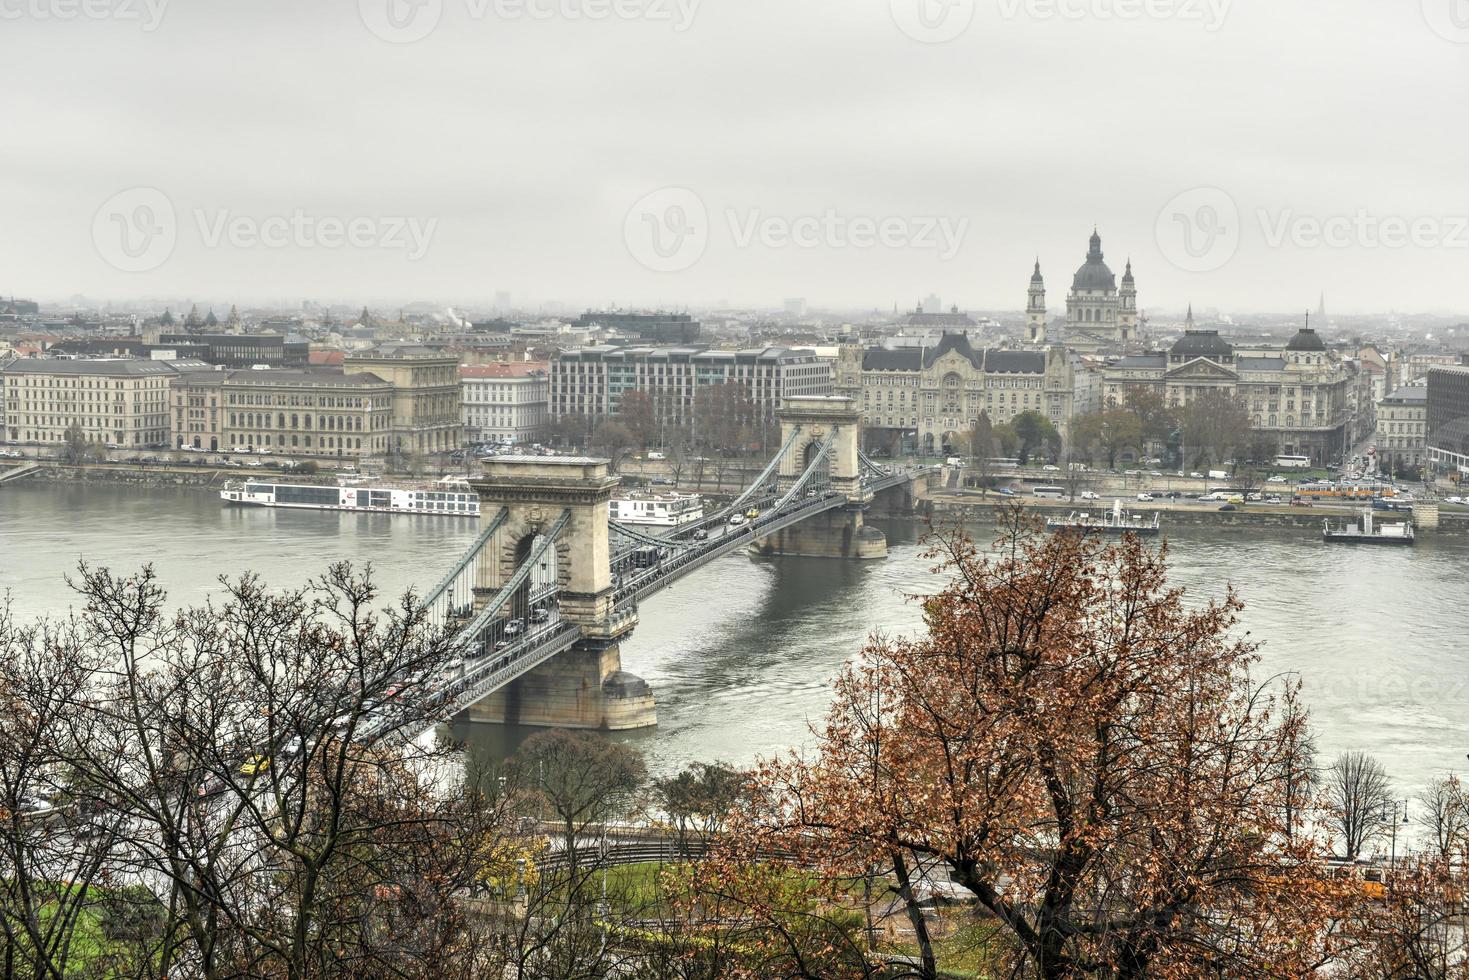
<box><xmin>461</xmin><ymin>363</ymin><xmax>548</xmax><ymax>445</ymax></box>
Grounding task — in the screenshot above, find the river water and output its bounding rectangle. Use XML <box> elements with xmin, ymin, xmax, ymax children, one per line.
<box><xmin>2</xmin><ymin>482</ymin><xmax>1466</xmax><ymax>809</ymax></box>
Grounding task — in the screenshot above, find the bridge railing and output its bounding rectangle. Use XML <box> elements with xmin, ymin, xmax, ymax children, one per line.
<box><xmin>611</xmin><ymin>489</ymin><xmax>848</xmax><ymax>610</ymax></box>
<box><xmin>417</xmin><ymin>506</ymin><xmax>508</xmax><ymax>631</ymax></box>
<box><xmin>449</xmin><ymin>508</ymin><xmax>571</xmax><ymax>659</ymax></box>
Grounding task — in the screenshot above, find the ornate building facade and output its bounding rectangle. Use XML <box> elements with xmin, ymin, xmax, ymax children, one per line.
<box><xmin>1101</xmin><ymin>327</ymin><xmax>1351</xmax><ymax>466</ymax></box>
<box><xmin>835</xmin><ymin>334</ymin><xmax>1096</xmax><ymax>455</ymax></box>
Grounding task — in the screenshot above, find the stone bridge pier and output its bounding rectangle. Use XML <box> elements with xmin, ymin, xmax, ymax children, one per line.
<box><xmin>753</xmin><ymin>396</ymin><xmax>887</xmax><ymax>560</ymax></box>
<box><xmin>462</xmin><ymin>456</ymin><xmax>656</xmax><ymax>731</ymax></box>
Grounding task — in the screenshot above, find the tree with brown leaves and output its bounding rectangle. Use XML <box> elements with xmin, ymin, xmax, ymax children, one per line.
<box><xmin>732</xmin><ymin>515</ymin><xmax>1348</xmax><ymax>979</ymax></box>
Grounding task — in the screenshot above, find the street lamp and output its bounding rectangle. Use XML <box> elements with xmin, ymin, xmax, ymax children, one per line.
<box><xmin>1381</xmin><ymin>799</ymin><xmax>1410</xmax><ymax>884</ymax></box>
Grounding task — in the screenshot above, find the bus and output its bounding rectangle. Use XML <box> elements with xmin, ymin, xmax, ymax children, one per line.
<box><xmin>1275</xmin><ymin>455</ymin><xmax>1311</xmax><ymax>469</ymax></box>
<box><xmin>1033</xmin><ymin>485</ymin><xmax>1065</xmax><ymax>499</ymax></box>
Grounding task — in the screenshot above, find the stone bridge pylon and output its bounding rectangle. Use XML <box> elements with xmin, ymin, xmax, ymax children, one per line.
<box><xmin>753</xmin><ymin>396</ymin><xmax>887</xmax><ymax>560</ymax></box>
<box><xmin>464</xmin><ymin>456</ymin><xmax>656</xmax><ymax>731</ymax></box>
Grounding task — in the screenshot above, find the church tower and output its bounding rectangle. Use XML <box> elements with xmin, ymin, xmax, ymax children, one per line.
<box><xmin>1027</xmin><ymin>259</ymin><xmax>1047</xmax><ymax>345</ymax></box>
<box><xmin>1118</xmin><ymin>259</ymin><xmax>1138</xmax><ymax>344</ymax></box>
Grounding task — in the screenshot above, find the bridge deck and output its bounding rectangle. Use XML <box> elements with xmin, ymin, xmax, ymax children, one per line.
<box><xmin>433</xmin><ymin>465</ymin><xmax>922</xmax><ymax>714</ymax></box>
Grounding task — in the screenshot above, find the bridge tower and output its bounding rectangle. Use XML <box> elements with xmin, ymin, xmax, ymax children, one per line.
<box><xmin>754</xmin><ymin>396</ymin><xmax>887</xmax><ymax>560</ymax></box>
<box><xmin>464</xmin><ymin>456</ymin><xmax>656</xmax><ymax>731</ymax></box>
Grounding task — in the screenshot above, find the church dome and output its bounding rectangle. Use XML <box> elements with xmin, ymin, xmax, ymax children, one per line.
<box><xmin>1072</xmin><ymin>230</ymin><xmax>1116</xmax><ymax>291</ymax></box>
<box><xmin>1286</xmin><ymin>328</ymin><xmax>1327</xmax><ymax>352</ymax></box>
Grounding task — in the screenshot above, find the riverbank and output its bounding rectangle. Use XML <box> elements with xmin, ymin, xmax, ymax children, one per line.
<box><xmin>926</xmin><ymin>493</ymin><xmax>1469</xmax><ymax>536</ymax></box>
<box><xmin>1</xmin><ymin>460</ymin><xmax>231</xmax><ymax>489</ymax></box>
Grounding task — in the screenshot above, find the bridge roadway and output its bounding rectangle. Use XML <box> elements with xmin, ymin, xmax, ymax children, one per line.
<box><xmin>429</xmin><ymin>466</ymin><xmax>921</xmax><ymax>717</ymax></box>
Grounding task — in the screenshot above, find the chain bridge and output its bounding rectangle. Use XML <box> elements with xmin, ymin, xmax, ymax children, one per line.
<box><xmin>414</xmin><ymin>397</ymin><xmax>926</xmax><ymax>731</ymax></box>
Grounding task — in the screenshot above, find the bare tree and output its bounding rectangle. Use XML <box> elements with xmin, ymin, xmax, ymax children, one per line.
<box><xmin>1418</xmin><ymin>774</ymin><xmax>1468</xmax><ymax>859</ymax></box>
<box><xmin>52</xmin><ymin>562</ymin><xmax>506</xmax><ymax>978</ymax></box>
<box><xmin>510</xmin><ymin>729</ymin><xmax>645</xmax><ymax>877</ymax></box>
<box><xmin>1327</xmin><ymin>751</ymin><xmax>1394</xmax><ymax>859</ymax></box>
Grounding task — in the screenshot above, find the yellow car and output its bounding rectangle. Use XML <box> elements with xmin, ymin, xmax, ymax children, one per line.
<box><xmin>745</xmin><ymin>508</ymin><xmax>759</xmax><ymax>520</ymax></box>
<box><xmin>239</xmin><ymin>755</ymin><xmax>271</xmax><ymax>777</ymax></box>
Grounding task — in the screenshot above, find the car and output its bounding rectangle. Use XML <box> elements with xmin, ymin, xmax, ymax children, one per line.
<box><xmin>1267</xmin><ymin>476</ymin><xmax>1288</xmax><ymax>483</ymax></box>
<box><xmin>745</xmin><ymin>508</ymin><xmax>759</xmax><ymax>520</ymax></box>
<box><xmin>1149</xmin><ymin>470</ymin><xmax>1163</xmax><ymax>478</ymax></box>
<box><xmin>529</xmin><ymin>607</ymin><xmax>550</xmax><ymax>624</ymax></box>
<box><xmin>1290</xmin><ymin>498</ymin><xmax>1314</xmax><ymax>507</ymax></box>
<box><xmin>1136</xmin><ymin>493</ymin><xmax>1155</xmax><ymax>502</ymax></box>
<box><xmin>1189</xmin><ymin>472</ymin><xmax>1205</xmax><ymax>479</ymax></box>
<box><xmin>1265</xmin><ymin>495</ymin><xmax>1282</xmax><ymax>504</ymax></box>
<box><xmin>1081</xmin><ymin>490</ymin><xmax>1100</xmax><ymax>500</ymax></box>
<box><xmin>442</xmin><ymin>658</ymin><xmax>464</xmax><ymax>674</ymax></box>
<box><xmin>239</xmin><ymin>755</ymin><xmax>271</xmax><ymax>777</ymax></box>
<box><xmin>245</xmin><ymin>460</ymin><xmax>265</xmax><ymax>467</ymax></box>
<box><xmin>728</xmin><ymin>514</ymin><xmax>747</xmax><ymax>527</ymax></box>
<box><xmin>1218</xmin><ymin>503</ymin><xmax>1238</xmax><ymax>512</ymax></box>
<box><xmin>651</xmin><ymin>476</ymin><xmax>672</xmax><ymax>486</ymax></box>
<box><xmin>692</xmin><ymin>528</ymin><xmax>709</xmax><ymax>541</ymax></box>
<box><xmin>1042</xmin><ymin>464</ymin><xmax>1060</xmax><ymax>472</ymax></box>
<box><xmin>503</xmin><ymin>619</ymin><xmax>524</xmax><ymax>637</ymax></box>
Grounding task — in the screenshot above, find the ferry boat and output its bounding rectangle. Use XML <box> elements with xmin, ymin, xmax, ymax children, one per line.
<box><xmin>1323</xmin><ymin>508</ymin><xmax>1415</xmax><ymax>546</ymax></box>
<box><xmin>609</xmin><ymin>491</ymin><xmax>704</xmax><ymax>527</ymax></box>
<box><xmin>221</xmin><ymin>476</ymin><xmax>480</xmax><ymax>517</ymax></box>
<box><xmin>1046</xmin><ymin>499</ymin><xmax>1161</xmax><ymax>537</ymax></box>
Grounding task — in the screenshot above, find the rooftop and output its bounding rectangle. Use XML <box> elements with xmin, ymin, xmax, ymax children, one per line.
<box><xmin>1</xmin><ymin>358</ymin><xmax>179</xmax><ymax>377</ymax></box>
<box><xmin>224</xmin><ymin>369</ymin><xmax>391</xmax><ymax>388</ymax></box>
<box><xmin>461</xmin><ymin>363</ymin><xmax>549</xmax><ymax>379</ymax></box>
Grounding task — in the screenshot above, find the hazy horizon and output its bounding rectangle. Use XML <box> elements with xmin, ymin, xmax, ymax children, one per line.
<box><xmin>5</xmin><ymin>0</ymin><xmax>1468</xmax><ymax>315</ymax></box>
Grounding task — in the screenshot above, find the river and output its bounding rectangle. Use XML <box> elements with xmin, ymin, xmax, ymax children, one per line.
<box><xmin>2</xmin><ymin>481</ymin><xmax>1466</xmax><ymax>807</ymax></box>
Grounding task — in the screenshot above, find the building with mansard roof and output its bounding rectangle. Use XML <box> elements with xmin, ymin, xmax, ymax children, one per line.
<box><xmin>835</xmin><ymin>333</ymin><xmax>1098</xmax><ymax>456</ymax></box>
<box><xmin>1100</xmin><ymin>326</ymin><xmax>1351</xmax><ymax>466</ymax></box>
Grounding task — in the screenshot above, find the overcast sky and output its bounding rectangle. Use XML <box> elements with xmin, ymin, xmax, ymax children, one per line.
<box><xmin>2</xmin><ymin>0</ymin><xmax>1466</xmax><ymax>315</ymax></box>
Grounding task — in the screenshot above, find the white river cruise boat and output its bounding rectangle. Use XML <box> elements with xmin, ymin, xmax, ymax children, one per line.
<box><xmin>609</xmin><ymin>491</ymin><xmax>704</xmax><ymax>527</ymax></box>
<box><xmin>221</xmin><ymin>476</ymin><xmax>481</xmax><ymax>518</ymax></box>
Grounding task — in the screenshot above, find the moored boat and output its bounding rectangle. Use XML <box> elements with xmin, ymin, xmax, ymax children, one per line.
<box><xmin>609</xmin><ymin>491</ymin><xmax>704</xmax><ymax>527</ymax></box>
<box><xmin>1323</xmin><ymin>508</ymin><xmax>1414</xmax><ymax>546</ymax></box>
<box><xmin>1046</xmin><ymin>499</ymin><xmax>1161</xmax><ymax>537</ymax></box>
<box><xmin>221</xmin><ymin>475</ymin><xmax>480</xmax><ymax>517</ymax></box>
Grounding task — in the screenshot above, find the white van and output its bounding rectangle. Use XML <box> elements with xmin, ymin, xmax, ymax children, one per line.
<box><xmin>647</xmin><ymin>451</ymin><xmax>666</xmax><ymax>460</ymax></box>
